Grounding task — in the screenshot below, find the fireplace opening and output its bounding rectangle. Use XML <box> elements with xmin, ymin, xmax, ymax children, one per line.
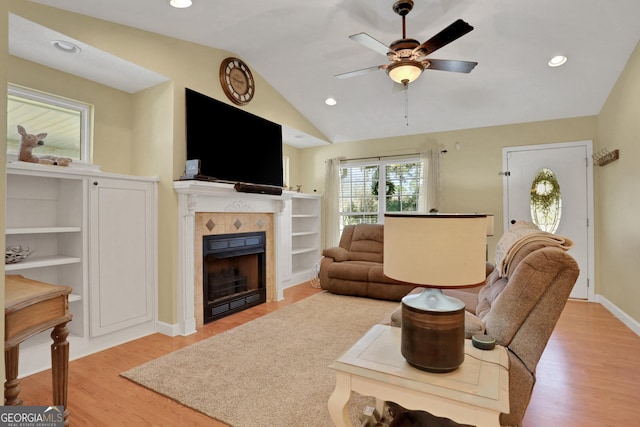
<box><xmin>203</xmin><ymin>231</ymin><xmax>267</xmax><ymax>324</ymax></box>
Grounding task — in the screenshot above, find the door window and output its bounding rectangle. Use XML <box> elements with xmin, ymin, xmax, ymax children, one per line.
<box><xmin>530</xmin><ymin>168</ymin><xmax>562</xmax><ymax>233</ymax></box>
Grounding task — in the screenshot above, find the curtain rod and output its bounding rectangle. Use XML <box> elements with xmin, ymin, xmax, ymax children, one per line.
<box><xmin>341</xmin><ymin>150</ymin><xmax>447</xmax><ymax>163</ymax></box>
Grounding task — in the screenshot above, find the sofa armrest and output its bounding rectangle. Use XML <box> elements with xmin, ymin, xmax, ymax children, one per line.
<box><xmin>322</xmin><ymin>247</ymin><xmax>351</xmax><ymax>262</ymax></box>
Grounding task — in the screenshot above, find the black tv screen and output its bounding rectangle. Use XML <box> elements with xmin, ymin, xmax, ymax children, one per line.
<box><xmin>185</xmin><ymin>88</ymin><xmax>283</xmax><ymax>188</ymax></box>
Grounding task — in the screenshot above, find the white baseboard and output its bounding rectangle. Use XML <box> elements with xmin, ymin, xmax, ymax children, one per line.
<box><xmin>156</xmin><ymin>320</ymin><xmax>181</xmax><ymax>337</ymax></box>
<box><xmin>595</xmin><ymin>294</ymin><xmax>640</xmax><ymax>336</ymax></box>
<box><xmin>156</xmin><ymin>318</ymin><xmax>198</xmax><ymax>337</ymax></box>
<box><xmin>282</xmin><ymin>270</ymin><xmax>316</xmax><ymax>290</ymax></box>
<box><xmin>18</xmin><ymin>321</ymin><xmax>156</xmax><ymax>377</ymax></box>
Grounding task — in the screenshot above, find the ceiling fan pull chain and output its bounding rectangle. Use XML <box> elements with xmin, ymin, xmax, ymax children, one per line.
<box><xmin>404</xmin><ymin>85</ymin><xmax>409</xmax><ymax>126</ymax></box>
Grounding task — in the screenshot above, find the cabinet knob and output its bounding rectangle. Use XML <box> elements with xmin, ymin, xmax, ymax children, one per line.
<box><xmin>93</xmin><ymin>181</ymin><xmax>98</xmax><ymax>186</ymax></box>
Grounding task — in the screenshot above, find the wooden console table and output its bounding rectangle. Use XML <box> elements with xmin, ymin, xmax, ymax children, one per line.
<box><xmin>4</xmin><ymin>274</ymin><xmax>72</xmax><ymax>426</ymax></box>
<box><xmin>328</xmin><ymin>324</ymin><xmax>509</xmax><ymax>427</ymax></box>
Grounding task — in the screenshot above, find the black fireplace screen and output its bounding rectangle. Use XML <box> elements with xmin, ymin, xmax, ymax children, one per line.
<box><xmin>203</xmin><ymin>231</ymin><xmax>266</xmax><ymax>323</ymax></box>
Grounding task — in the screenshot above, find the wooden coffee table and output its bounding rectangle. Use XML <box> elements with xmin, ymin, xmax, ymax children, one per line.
<box><xmin>328</xmin><ymin>324</ymin><xmax>509</xmax><ymax>427</ymax></box>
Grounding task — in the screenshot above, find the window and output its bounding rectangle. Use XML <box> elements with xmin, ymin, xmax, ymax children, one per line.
<box><xmin>339</xmin><ymin>157</ymin><xmax>424</xmax><ymax>231</ymax></box>
<box><xmin>7</xmin><ymin>84</ymin><xmax>92</xmax><ymax>163</ymax></box>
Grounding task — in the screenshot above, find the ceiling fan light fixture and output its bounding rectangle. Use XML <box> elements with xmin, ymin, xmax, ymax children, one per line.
<box><xmin>387</xmin><ymin>61</ymin><xmax>423</xmax><ymax>84</ymax></box>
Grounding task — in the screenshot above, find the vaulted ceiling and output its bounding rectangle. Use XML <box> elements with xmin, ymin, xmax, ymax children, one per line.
<box><xmin>14</xmin><ymin>0</ymin><xmax>640</xmax><ymax>148</ymax></box>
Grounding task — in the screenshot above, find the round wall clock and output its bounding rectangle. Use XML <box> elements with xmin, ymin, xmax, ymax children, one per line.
<box><xmin>219</xmin><ymin>57</ymin><xmax>255</xmax><ymax>105</ymax></box>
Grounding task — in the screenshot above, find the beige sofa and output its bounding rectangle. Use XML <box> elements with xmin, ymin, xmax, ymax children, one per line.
<box><xmin>388</xmin><ymin>230</ymin><xmax>580</xmax><ymax>427</ymax></box>
<box><xmin>319</xmin><ymin>224</ymin><xmax>416</xmax><ymax>301</ymax></box>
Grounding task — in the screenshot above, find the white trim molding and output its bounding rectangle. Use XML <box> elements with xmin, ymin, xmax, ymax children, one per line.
<box><xmin>596</xmin><ymin>294</ymin><xmax>640</xmax><ymax>337</ymax></box>
<box><xmin>173</xmin><ymin>180</ymin><xmax>295</xmax><ymax>336</ymax></box>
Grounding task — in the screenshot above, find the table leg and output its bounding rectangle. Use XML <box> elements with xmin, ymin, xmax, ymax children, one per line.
<box><xmin>4</xmin><ymin>344</ymin><xmax>22</xmax><ymax>406</ymax></box>
<box><xmin>51</xmin><ymin>322</ymin><xmax>70</xmax><ymax>427</ymax></box>
<box><xmin>328</xmin><ymin>372</ymin><xmax>353</xmax><ymax>427</ymax></box>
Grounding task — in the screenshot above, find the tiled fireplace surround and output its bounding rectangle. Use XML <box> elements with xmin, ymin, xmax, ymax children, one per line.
<box><xmin>174</xmin><ymin>181</ymin><xmax>291</xmax><ymax>335</ymax></box>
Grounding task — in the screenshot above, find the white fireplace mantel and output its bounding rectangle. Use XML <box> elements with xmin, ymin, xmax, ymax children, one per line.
<box><xmin>173</xmin><ymin>180</ymin><xmax>294</xmax><ymax>336</ymax></box>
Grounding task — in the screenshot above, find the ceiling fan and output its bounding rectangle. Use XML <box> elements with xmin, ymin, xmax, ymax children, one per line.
<box><xmin>335</xmin><ymin>0</ymin><xmax>477</xmax><ymax>87</ymax></box>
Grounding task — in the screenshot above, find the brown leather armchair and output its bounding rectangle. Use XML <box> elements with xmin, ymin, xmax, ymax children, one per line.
<box><xmin>320</xmin><ymin>224</ymin><xmax>416</xmax><ymax>301</ymax></box>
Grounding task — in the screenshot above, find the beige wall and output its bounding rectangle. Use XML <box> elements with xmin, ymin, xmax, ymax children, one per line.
<box><xmin>131</xmin><ymin>82</ymin><xmax>176</xmax><ymax>321</ymax></box>
<box><xmin>282</xmin><ymin>143</ymin><xmax>301</xmax><ymax>190</ymax></box>
<box><xmin>596</xmin><ymin>41</ymin><xmax>640</xmax><ymax>322</ymax></box>
<box><xmin>300</xmin><ymin>116</ymin><xmax>598</xmax><ymax>262</ymax></box>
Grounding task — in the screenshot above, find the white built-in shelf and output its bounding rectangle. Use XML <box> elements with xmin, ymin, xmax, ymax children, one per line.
<box><xmin>289</xmin><ymin>194</ymin><xmax>322</xmax><ymax>286</ymax></box>
<box><xmin>6</xmin><ymin>226</ymin><xmax>82</xmax><ymax>235</ymax></box>
<box><xmin>292</xmin><ymin>247</ymin><xmax>317</xmax><ymax>255</ymax></box>
<box><xmin>4</xmin><ymin>255</ymin><xmax>82</xmax><ymax>271</ymax></box>
<box><xmin>292</xmin><ymin>231</ymin><xmax>318</xmax><ymax>237</ymax></box>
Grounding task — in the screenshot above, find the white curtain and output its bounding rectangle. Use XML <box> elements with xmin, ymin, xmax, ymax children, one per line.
<box><xmin>324</xmin><ymin>158</ymin><xmax>341</xmax><ymax>247</ymax></box>
<box><xmin>419</xmin><ymin>149</ymin><xmax>441</xmax><ymax>213</ymax></box>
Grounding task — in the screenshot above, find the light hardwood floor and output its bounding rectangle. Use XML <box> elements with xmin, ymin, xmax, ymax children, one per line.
<box><xmin>14</xmin><ymin>283</ymin><xmax>640</xmax><ymax>426</ymax></box>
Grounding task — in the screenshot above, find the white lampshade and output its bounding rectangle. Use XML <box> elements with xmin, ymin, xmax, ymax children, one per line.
<box><xmin>387</xmin><ymin>61</ymin><xmax>424</xmax><ymax>84</ymax></box>
<box><xmin>384</xmin><ymin>214</ymin><xmax>487</xmax><ymax>288</ymax></box>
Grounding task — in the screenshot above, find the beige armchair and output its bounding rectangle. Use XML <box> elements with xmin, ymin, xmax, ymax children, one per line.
<box><xmin>389</xmin><ymin>238</ymin><xmax>580</xmax><ymax>426</ymax></box>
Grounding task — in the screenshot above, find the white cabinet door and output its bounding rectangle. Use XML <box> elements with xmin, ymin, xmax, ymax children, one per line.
<box><xmin>89</xmin><ymin>177</ymin><xmax>156</xmax><ymax>337</ymax></box>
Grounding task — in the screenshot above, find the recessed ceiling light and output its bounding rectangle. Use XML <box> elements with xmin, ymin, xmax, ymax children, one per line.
<box><xmin>170</xmin><ymin>0</ymin><xmax>192</xmax><ymax>8</ymax></box>
<box><xmin>548</xmin><ymin>55</ymin><xmax>568</xmax><ymax>67</ymax></box>
<box><xmin>325</xmin><ymin>97</ymin><xmax>337</xmax><ymax>106</ymax></box>
<box><xmin>51</xmin><ymin>40</ymin><xmax>81</xmax><ymax>54</ymax></box>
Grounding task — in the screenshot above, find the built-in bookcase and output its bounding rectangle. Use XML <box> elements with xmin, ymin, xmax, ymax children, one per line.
<box><xmin>5</xmin><ymin>162</ymin><xmax>158</xmax><ymax>377</ymax></box>
<box><xmin>5</xmin><ymin>172</ymin><xmax>87</xmax><ymax>339</ymax></box>
<box><xmin>290</xmin><ymin>193</ymin><xmax>321</xmax><ymax>285</ymax></box>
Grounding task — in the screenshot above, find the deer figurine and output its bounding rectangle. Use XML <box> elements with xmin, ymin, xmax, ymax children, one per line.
<box><xmin>17</xmin><ymin>125</ymin><xmax>72</xmax><ymax>166</ymax></box>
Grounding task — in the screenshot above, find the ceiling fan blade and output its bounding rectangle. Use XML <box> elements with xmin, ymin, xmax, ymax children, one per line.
<box><xmin>349</xmin><ymin>32</ymin><xmax>391</xmax><ymax>56</ymax></box>
<box><xmin>415</xmin><ymin>19</ymin><xmax>474</xmax><ymax>56</ymax></box>
<box><xmin>425</xmin><ymin>59</ymin><xmax>478</xmax><ymax>73</ymax></box>
<box><xmin>335</xmin><ymin>65</ymin><xmax>383</xmax><ymax>79</ymax></box>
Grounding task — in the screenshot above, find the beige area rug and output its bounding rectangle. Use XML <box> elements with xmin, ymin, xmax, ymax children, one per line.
<box><xmin>121</xmin><ymin>291</ymin><xmax>399</xmax><ymax>427</ymax></box>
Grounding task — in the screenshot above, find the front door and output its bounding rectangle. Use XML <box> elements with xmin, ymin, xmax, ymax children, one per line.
<box><xmin>502</xmin><ymin>141</ymin><xmax>594</xmax><ymax>300</ymax></box>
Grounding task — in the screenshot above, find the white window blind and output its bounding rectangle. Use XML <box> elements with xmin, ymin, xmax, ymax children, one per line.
<box><xmin>339</xmin><ymin>156</ymin><xmax>424</xmax><ymax>232</ymax></box>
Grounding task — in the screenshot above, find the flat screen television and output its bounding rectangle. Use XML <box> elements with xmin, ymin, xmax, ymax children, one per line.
<box><xmin>185</xmin><ymin>88</ymin><xmax>283</xmax><ymax>188</ymax></box>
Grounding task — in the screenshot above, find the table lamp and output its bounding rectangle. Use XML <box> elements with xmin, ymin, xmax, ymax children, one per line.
<box><xmin>384</xmin><ymin>214</ymin><xmax>488</xmax><ymax>372</ymax></box>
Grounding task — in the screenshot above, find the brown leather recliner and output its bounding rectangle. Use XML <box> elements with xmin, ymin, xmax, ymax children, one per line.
<box><xmin>320</xmin><ymin>224</ymin><xmax>416</xmax><ymax>301</ymax></box>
